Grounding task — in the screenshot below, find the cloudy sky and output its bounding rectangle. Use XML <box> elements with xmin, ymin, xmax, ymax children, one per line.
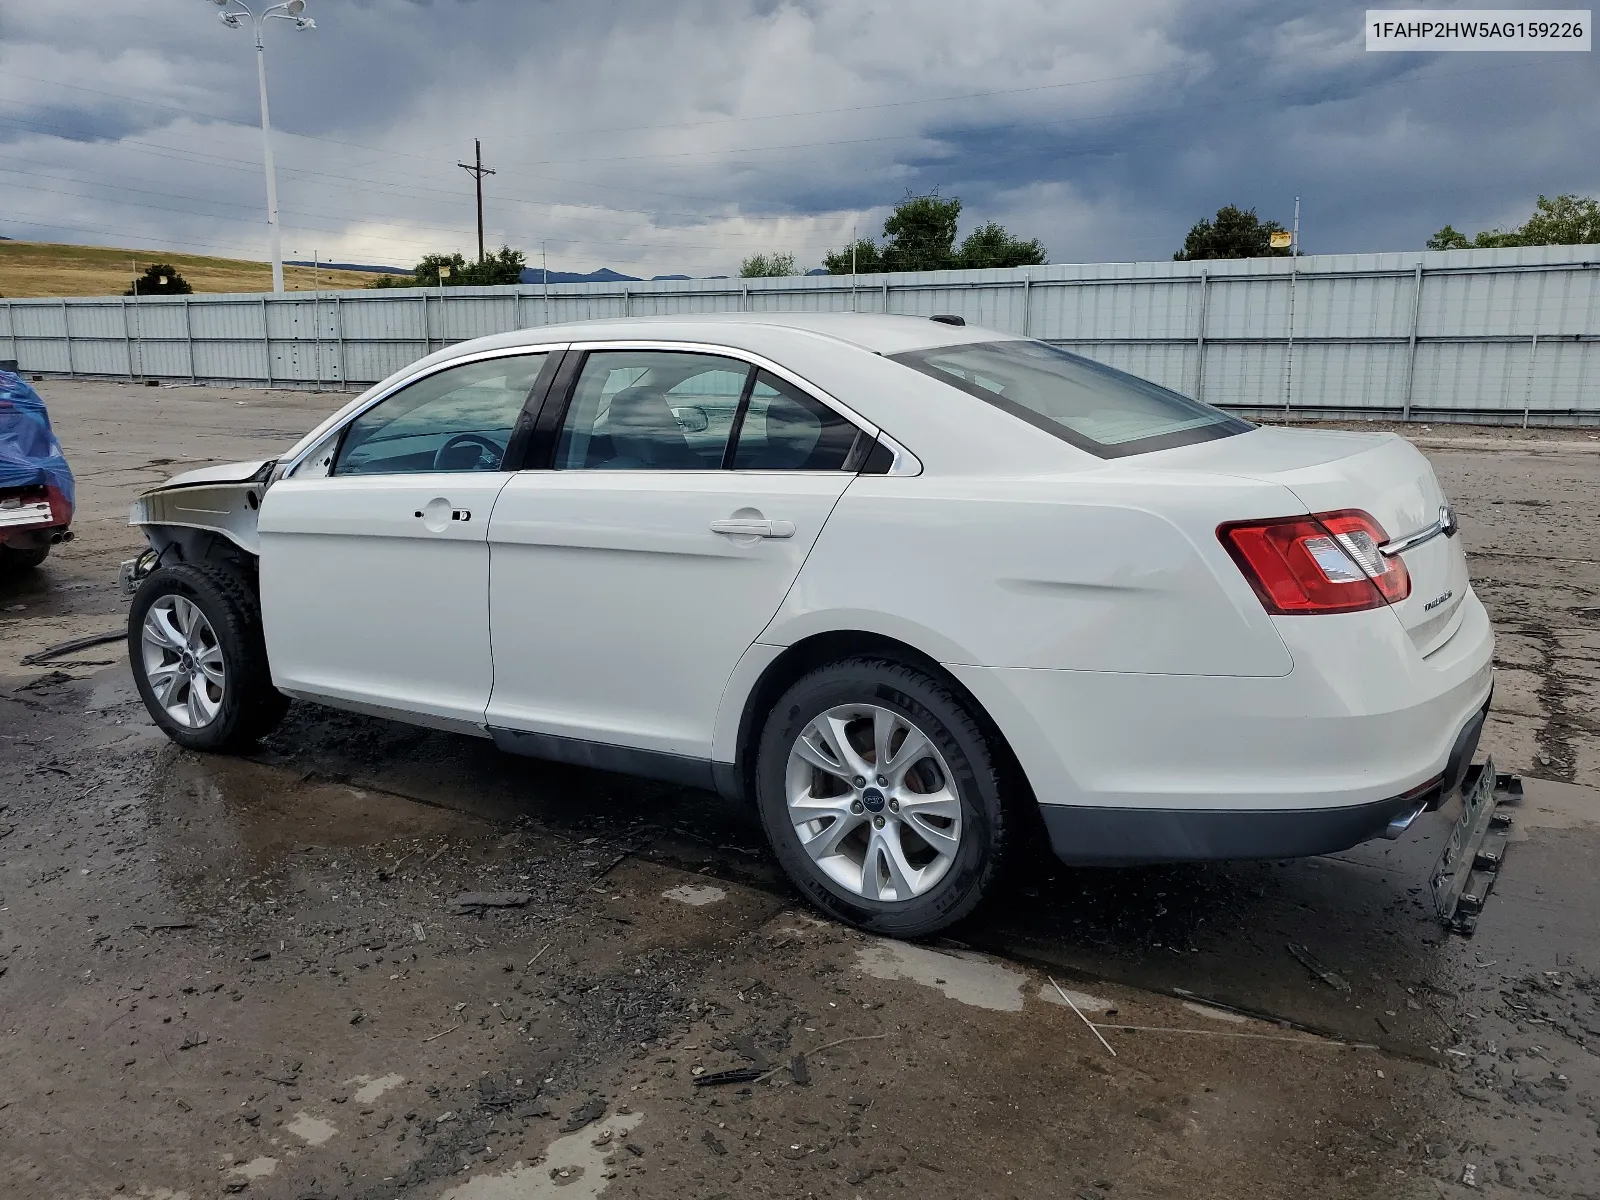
<box><xmin>0</xmin><ymin>0</ymin><xmax>1595</xmax><ymax>276</ymax></box>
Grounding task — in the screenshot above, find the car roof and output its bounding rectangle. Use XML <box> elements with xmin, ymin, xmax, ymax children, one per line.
<box><xmin>475</xmin><ymin>312</ymin><xmax>1017</xmax><ymax>358</ymax></box>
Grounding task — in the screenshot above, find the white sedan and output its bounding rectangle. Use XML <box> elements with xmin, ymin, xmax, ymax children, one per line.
<box><xmin>123</xmin><ymin>314</ymin><xmax>1494</xmax><ymax>935</ymax></box>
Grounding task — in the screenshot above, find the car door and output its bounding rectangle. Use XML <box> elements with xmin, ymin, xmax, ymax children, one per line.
<box><xmin>486</xmin><ymin>347</ymin><xmax>865</xmax><ymax>760</ymax></box>
<box><xmin>258</xmin><ymin>349</ymin><xmax>555</xmax><ymax>731</ymax></box>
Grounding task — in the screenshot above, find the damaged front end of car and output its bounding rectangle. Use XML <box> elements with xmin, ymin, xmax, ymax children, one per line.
<box><xmin>120</xmin><ymin>458</ymin><xmax>276</xmax><ymax>596</ymax></box>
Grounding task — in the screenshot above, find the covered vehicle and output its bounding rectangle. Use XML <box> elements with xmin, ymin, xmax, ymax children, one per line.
<box><xmin>0</xmin><ymin>369</ymin><xmax>75</xmax><ymax>572</ymax></box>
<box><xmin>120</xmin><ymin>314</ymin><xmax>1493</xmax><ymax>938</ymax></box>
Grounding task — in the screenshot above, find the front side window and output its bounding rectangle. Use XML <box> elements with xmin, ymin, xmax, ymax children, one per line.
<box><xmin>890</xmin><ymin>339</ymin><xmax>1251</xmax><ymax>458</ymax></box>
<box><xmin>555</xmin><ymin>351</ymin><xmax>750</xmax><ymax>470</ymax></box>
<box><xmin>333</xmin><ymin>353</ymin><xmax>547</xmax><ymax>476</ymax></box>
<box><xmin>731</xmin><ymin>371</ymin><xmax>860</xmax><ymax>470</ymax></box>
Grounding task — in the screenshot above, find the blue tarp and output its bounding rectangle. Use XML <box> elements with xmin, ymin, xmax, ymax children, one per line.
<box><xmin>0</xmin><ymin>370</ymin><xmax>74</xmax><ymax>509</ymax></box>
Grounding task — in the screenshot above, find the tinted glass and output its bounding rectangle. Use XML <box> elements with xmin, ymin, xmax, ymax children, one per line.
<box><xmin>333</xmin><ymin>354</ymin><xmax>546</xmax><ymax>476</ymax></box>
<box><xmin>890</xmin><ymin>339</ymin><xmax>1251</xmax><ymax>458</ymax></box>
<box><xmin>555</xmin><ymin>351</ymin><xmax>749</xmax><ymax>470</ymax></box>
<box><xmin>731</xmin><ymin>371</ymin><xmax>859</xmax><ymax>470</ymax></box>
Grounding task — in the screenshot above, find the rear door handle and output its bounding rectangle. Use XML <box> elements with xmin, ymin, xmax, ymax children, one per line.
<box><xmin>710</xmin><ymin>518</ymin><xmax>795</xmax><ymax>539</ymax></box>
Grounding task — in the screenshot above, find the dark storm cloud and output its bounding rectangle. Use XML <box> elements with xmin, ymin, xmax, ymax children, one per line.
<box><xmin>0</xmin><ymin>0</ymin><xmax>1594</xmax><ymax>272</ymax></box>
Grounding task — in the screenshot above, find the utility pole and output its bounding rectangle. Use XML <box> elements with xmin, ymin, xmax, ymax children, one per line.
<box><xmin>457</xmin><ymin>138</ymin><xmax>496</xmax><ymax>263</ymax></box>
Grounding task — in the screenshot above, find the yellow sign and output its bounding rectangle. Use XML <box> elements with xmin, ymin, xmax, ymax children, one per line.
<box><xmin>1269</xmin><ymin>231</ymin><xmax>1293</xmax><ymax>249</ymax></box>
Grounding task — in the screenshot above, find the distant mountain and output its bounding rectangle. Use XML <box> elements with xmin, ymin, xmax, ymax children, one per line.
<box><xmin>285</xmin><ymin>260</ymin><xmax>410</xmax><ymax>275</ymax></box>
<box><xmin>521</xmin><ymin>267</ymin><xmax>643</xmax><ymax>285</ymax></box>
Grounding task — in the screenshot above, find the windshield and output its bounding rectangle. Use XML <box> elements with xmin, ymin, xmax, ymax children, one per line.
<box><xmin>890</xmin><ymin>339</ymin><xmax>1252</xmax><ymax>458</ymax></box>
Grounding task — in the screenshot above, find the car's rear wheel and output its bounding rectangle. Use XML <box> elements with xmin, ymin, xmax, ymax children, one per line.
<box><xmin>128</xmin><ymin>562</ymin><xmax>288</xmax><ymax>752</ymax></box>
<box><xmin>754</xmin><ymin>657</ymin><xmax>1008</xmax><ymax>937</ymax></box>
<box><xmin>0</xmin><ymin>544</ymin><xmax>50</xmax><ymax>572</ymax></box>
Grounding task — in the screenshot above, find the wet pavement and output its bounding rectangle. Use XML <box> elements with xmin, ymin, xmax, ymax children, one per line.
<box><xmin>2</xmin><ymin>380</ymin><xmax>1599</xmax><ymax>1199</ymax></box>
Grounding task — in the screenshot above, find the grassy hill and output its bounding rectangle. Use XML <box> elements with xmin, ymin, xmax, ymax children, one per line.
<box><xmin>0</xmin><ymin>240</ymin><xmax>399</xmax><ymax>298</ymax></box>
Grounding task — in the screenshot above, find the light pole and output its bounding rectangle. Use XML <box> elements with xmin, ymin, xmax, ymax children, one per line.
<box><xmin>208</xmin><ymin>0</ymin><xmax>316</xmax><ymax>294</ymax></box>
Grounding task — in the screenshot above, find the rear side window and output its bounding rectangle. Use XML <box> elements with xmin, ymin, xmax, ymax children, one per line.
<box><xmin>555</xmin><ymin>350</ymin><xmax>747</xmax><ymax>470</ymax></box>
<box><xmin>890</xmin><ymin>340</ymin><xmax>1251</xmax><ymax>458</ymax></box>
<box><xmin>731</xmin><ymin>371</ymin><xmax>859</xmax><ymax>471</ymax></box>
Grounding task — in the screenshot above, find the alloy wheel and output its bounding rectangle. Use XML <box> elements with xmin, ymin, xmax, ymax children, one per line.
<box><xmin>140</xmin><ymin>594</ymin><xmax>226</xmax><ymax>729</ymax></box>
<box><xmin>785</xmin><ymin>703</ymin><xmax>963</xmax><ymax>902</ymax></box>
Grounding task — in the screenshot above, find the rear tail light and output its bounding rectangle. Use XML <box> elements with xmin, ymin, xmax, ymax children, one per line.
<box><xmin>1218</xmin><ymin>509</ymin><xmax>1411</xmax><ymax>614</ymax></box>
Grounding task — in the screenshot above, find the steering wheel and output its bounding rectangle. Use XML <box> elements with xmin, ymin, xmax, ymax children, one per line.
<box><xmin>433</xmin><ymin>431</ymin><xmax>506</xmax><ymax>471</ymax></box>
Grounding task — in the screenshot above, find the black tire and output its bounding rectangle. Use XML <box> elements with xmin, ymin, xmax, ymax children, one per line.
<box><xmin>128</xmin><ymin>561</ymin><xmax>289</xmax><ymax>752</ymax></box>
<box><xmin>0</xmin><ymin>544</ymin><xmax>49</xmax><ymax>572</ymax></box>
<box><xmin>753</xmin><ymin>657</ymin><xmax>1009</xmax><ymax>937</ymax></box>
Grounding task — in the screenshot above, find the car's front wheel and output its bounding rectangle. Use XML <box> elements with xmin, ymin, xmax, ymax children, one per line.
<box><xmin>754</xmin><ymin>657</ymin><xmax>1009</xmax><ymax>937</ymax></box>
<box><xmin>128</xmin><ymin>562</ymin><xmax>288</xmax><ymax>752</ymax></box>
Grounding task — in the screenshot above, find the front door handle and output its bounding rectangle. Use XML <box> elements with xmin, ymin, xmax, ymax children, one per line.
<box><xmin>710</xmin><ymin>518</ymin><xmax>795</xmax><ymax>539</ymax></box>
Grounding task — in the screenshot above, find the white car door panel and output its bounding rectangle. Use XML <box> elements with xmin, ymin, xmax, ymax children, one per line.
<box><xmin>256</xmin><ymin>350</ymin><xmax>551</xmax><ymax>730</ymax></box>
<box><xmin>259</xmin><ymin>473</ymin><xmax>512</xmax><ymax>729</ymax></box>
<box><xmin>485</xmin><ymin>470</ymin><xmax>850</xmax><ymax>756</ymax></box>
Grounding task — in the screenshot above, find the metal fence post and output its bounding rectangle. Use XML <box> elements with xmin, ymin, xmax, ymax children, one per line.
<box><xmin>1401</xmin><ymin>262</ymin><xmax>1424</xmax><ymax>421</ymax></box>
<box><xmin>1021</xmin><ymin>275</ymin><xmax>1032</xmax><ymax>338</ymax></box>
<box><xmin>882</xmin><ymin>277</ymin><xmax>890</xmax><ymax>314</ymax></box>
<box><xmin>183</xmin><ymin>297</ymin><xmax>197</xmax><ymax>382</ymax></box>
<box><xmin>61</xmin><ymin>299</ymin><xmax>73</xmax><ymax>376</ymax></box>
<box><xmin>121</xmin><ymin>298</ymin><xmax>135</xmax><ymax>379</ymax></box>
<box><xmin>1522</xmin><ymin>332</ymin><xmax>1540</xmax><ymax>428</ymax></box>
<box><xmin>622</xmin><ymin>288</ymin><xmax>631</xmax><ymax>317</ymax></box>
<box><xmin>742</xmin><ymin>282</ymin><xmax>749</xmax><ymax>312</ymax></box>
<box><xmin>2</xmin><ymin>300</ymin><xmax>13</xmax><ymax>367</ymax></box>
<box><xmin>335</xmin><ymin>294</ymin><xmax>348</xmax><ymax>388</ymax></box>
<box><xmin>1194</xmin><ymin>271</ymin><xmax>1209</xmax><ymax>401</ymax></box>
<box><xmin>261</xmin><ymin>296</ymin><xmax>272</xmax><ymax>387</ymax></box>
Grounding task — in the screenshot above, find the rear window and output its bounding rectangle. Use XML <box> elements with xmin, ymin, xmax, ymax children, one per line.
<box><xmin>890</xmin><ymin>339</ymin><xmax>1252</xmax><ymax>458</ymax></box>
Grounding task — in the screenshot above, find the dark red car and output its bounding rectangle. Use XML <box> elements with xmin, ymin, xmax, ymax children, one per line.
<box><xmin>0</xmin><ymin>369</ymin><xmax>74</xmax><ymax>572</ymax></box>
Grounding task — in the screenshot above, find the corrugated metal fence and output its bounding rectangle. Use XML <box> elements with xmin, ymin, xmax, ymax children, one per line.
<box><xmin>5</xmin><ymin>243</ymin><xmax>1600</xmax><ymax>424</ymax></box>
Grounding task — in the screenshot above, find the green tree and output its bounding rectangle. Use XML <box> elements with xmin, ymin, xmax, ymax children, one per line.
<box><xmin>1426</xmin><ymin>224</ymin><xmax>1472</xmax><ymax>251</ymax></box>
<box><xmin>124</xmin><ymin>263</ymin><xmax>193</xmax><ymax>296</ymax></box>
<box><xmin>403</xmin><ymin>246</ymin><xmax>526</xmax><ymax>288</ymax></box>
<box><xmin>1174</xmin><ymin>206</ymin><xmax>1291</xmax><ymax>260</ymax></box>
<box><xmin>956</xmin><ymin>221</ymin><xmax>1048</xmax><ymax>269</ymax></box>
<box><xmin>1515</xmin><ymin>193</ymin><xmax>1600</xmax><ymax>245</ymax></box>
<box><xmin>740</xmin><ymin>252</ymin><xmax>799</xmax><ymax>278</ymax></box>
<box><xmin>825</xmin><ymin>192</ymin><xmax>1046</xmax><ymax>274</ymax></box>
<box><xmin>879</xmin><ymin>193</ymin><xmax>962</xmax><ymax>272</ymax></box>
<box><xmin>1428</xmin><ymin>194</ymin><xmax>1600</xmax><ymax>251</ymax></box>
<box><xmin>457</xmin><ymin>245</ymin><xmax>526</xmax><ymax>286</ymax></box>
<box><xmin>822</xmin><ymin>237</ymin><xmax>885</xmax><ymax>275</ymax></box>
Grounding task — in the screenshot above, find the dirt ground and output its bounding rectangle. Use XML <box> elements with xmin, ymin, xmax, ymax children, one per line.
<box><xmin>3</xmin><ymin>380</ymin><xmax>1599</xmax><ymax>1200</ymax></box>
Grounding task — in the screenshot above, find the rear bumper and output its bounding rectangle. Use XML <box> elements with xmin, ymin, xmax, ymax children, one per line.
<box><xmin>949</xmin><ymin>587</ymin><xmax>1495</xmax><ymax>865</ymax></box>
<box><xmin>1038</xmin><ymin>697</ymin><xmax>1488</xmax><ymax>864</ymax></box>
<box><xmin>0</xmin><ymin>485</ymin><xmax>72</xmax><ymax>549</ymax></box>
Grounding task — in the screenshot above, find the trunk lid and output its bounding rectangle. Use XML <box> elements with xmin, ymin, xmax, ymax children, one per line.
<box><xmin>1142</xmin><ymin>427</ymin><xmax>1469</xmax><ymax>653</ymax></box>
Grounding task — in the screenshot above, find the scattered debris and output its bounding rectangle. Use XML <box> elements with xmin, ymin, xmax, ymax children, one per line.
<box><xmin>19</xmin><ymin>630</ymin><xmax>126</xmax><ymax>667</ymax></box>
<box><xmin>1462</xmin><ymin>1163</ymin><xmax>1479</xmax><ymax>1187</ymax></box>
<box><xmin>789</xmin><ymin>1054</ymin><xmax>810</xmax><ymax>1085</ymax></box>
<box><xmin>1287</xmin><ymin>943</ymin><xmax>1351</xmax><ymax>993</ymax></box>
<box><xmin>662</xmin><ymin>884</ymin><xmax>726</xmax><ymax>906</ymax></box>
<box><xmin>451</xmin><ymin>892</ymin><xmax>532</xmax><ymax>913</ymax></box>
<box><xmin>424</xmin><ymin>1024</ymin><xmax>461</xmax><ymax>1043</ymax></box>
<box><xmin>701</xmin><ymin>1130</ymin><xmax>727</xmax><ymax>1156</ymax></box>
<box><xmin>1050</xmin><ymin>976</ymin><xmax>1117</xmax><ymax>1057</ymax></box>
<box><xmin>729</xmin><ymin>1033</ymin><xmax>771</xmax><ymax>1069</ymax></box>
<box><xmin>561</xmin><ymin>1097</ymin><xmax>607</xmax><ymax>1132</ymax></box>
<box><xmin>692</xmin><ymin>1067</ymin><xmax>766</xmax><ymax>1088</ymax></box>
